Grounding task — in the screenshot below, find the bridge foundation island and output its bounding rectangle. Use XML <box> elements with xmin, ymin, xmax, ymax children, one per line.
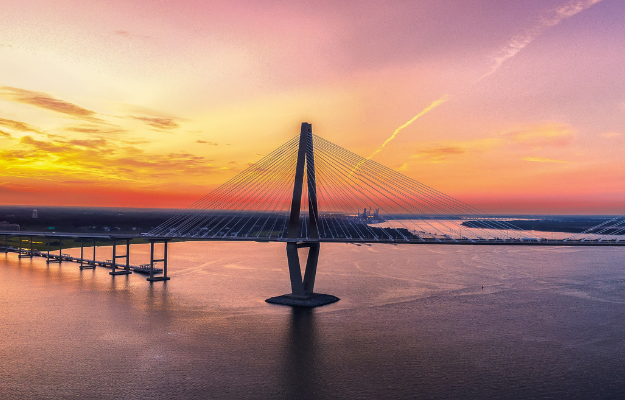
<box><xmin>265</xmin><ymin>122</ymin><xmax>339</xmax><ymax>308</ymax></box>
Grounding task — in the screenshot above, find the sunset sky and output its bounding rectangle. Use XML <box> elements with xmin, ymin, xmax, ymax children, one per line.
<box><xmin>1</xmin><ymin>0</ymin><xmax>624</xmax><ymax>213</ymax></box>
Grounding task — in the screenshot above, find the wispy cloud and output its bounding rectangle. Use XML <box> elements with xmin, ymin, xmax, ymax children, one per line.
<box><xmin>0</xmin><ymin>86</ymin><xmax>99</xmax><ymax>120</ymax></box>
<box><xmin>0</xmin><ymin>117</ymin><xmax>41</xmax><ymax>133</ymax></box>
<box><xmin>600</xmin><ymin>132</ymin><xmax>621</xmax><ymax>138</ymax></box>
<box><xmin>481</xmin><ymin>0</ymin><xmax>604</xmax><ymax>79</ymax></box>
<box><xmin>114</xmin><ymin>30</ymin><xmax>152</xmax><ymax>41</ymax></box>
<box><xmin>504</xmin><ymin>123</ymin><xmax>574</xmax><ymax>148</ymax></box>
<box><xmin>65</xmin><ymin>125</ymin><xmax>126</xmax><ymax>135</ymax></box>
<box><xmin>0</xmin><ymin>149</ymin><xmax>36</xmax><ymax>162</ymax></box>
<box><xmin>412</xmin><ymin>146</ymin><xmax>465</xmax><ymax>163</ymax></box>
<box><xmin>411</xmin><ymin>138</ymin><xmax>502</xmax><ymax>163</ymax></box>
<box><xmin>131</xmin><ymin>116</ymin><xmax>179</xmax><ymax>130</ymax></box>
<box><xmin>0</xmin><ymin>129</ymin><xmax>13</xmax><ymax>138</ymax></box>
<box><xmin>20</xmin><ymin>136</ymin><xmax>68</xmax><ymax>153</ymax></box>
<box><xmin>197</xmin><ymin>140</ymin><xmax>218</xmax><ymax>145</ymax></box>
<box><xmin>522</xmin><ymin>156</ymin><xmax>568</xmax><ymax>163</ymax></box>
<box><xmin>66</xmin><ymin>139</ymin><xmax>108</xmax><ymax>148</ymax></box>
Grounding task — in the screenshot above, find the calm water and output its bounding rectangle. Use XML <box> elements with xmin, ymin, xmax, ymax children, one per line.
<box><xmin>2</xmin><ymin>241</ymin><xmax>625</xmax><ymax>399</ymax></box>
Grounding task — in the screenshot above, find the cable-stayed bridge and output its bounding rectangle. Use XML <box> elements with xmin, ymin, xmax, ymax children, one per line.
<box><xmin>3</xmin><ymin>122</ymin><xmax>625</xmax><ymax>306</ymax></box>
<box><xmin>145</xmin><ymin>122</ymin><xmax>625</xmax><ymax>306</ymax></box>
<box><xmin>149</xmin><ymin>124</ymin><xmax>625</xmax><ymax>245</ymax></box>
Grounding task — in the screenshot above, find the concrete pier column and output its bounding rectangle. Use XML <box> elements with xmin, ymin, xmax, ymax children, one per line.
<box><xmin>110</xmin><ymin>238</ymin><xmax>132</xmax><ymax>276</ymax></box>
<box><xmin>79</xmin><ymin>238</ymin><xmax>95</xmax><ymax>270</ymax></box>
<box><xmin>47</xmin><ymin>237</ymin><xmax>62</xmax><ymax>264</ymax></box>
<box><xmin>147</xmin><ymin>239</ymin><xmax>171</xmax><ymax>282</ymax></box>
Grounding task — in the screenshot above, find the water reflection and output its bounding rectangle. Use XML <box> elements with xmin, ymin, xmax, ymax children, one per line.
<box><xmin>146</xmin><ymin>281</ymin><xmax>172</xmax><ymax>312</ymax></box>
<box><xmin>3</xmin><ymin>242</ymin><xmax>625</xmax><ymax>399</ymax></box>
<box><xmin>282</xmin><ymin>307</ymin><xmax>320</xmax><ymax>400</ymax></box>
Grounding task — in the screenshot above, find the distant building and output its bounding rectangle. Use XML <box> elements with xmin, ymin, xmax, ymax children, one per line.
<box><xmin>32</xmin><ymin>209</ymin><xmax>38</xmax><ymax>219</ymax></box>
<box><xmin>0</xmin><ymin>221</ymin><xmax>20</xmax><ymax>231</ymax></box>
<box><xmin>355</xmin><ymin>207</ymin><xmax>384</xmax><ymax>223</ymax></box>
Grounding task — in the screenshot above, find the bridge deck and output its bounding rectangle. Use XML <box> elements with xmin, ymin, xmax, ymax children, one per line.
<box><xmin>0</xmin><ymin>244</ymin><xmax>163</xmax><ymax>274</ymax></box>
<box><xmin>3</xmin><ymin>230</ymin><xmax>623</xmax><ymax>246</ymax></box>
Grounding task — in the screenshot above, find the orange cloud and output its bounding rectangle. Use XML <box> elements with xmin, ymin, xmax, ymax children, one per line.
<box><xmin>20</xmin><ymin>135</ymin><xmax>67</xmax><ymax>153</ymax></box>
<box><xmin>7</xmin><ymin>134</ymin><xmax>221</xmax><ymax>183</ymax></box>
<box><xmin>0</xmin><ymin>149</ymin><xmax>37</xmax><ymax>162</ymax></box>
<box><xmin>0</xmin><ymin>129</ymin><xmax>12</xmax><ymax>138</ymax></box>
<box><xmin>504</xmin><ymin>123</ymin><xmax>574</xmax><ymax>147</ymax></box>
<box><xmin>131</xmin><ymin>116</ymin><xmax>179</xmax><ymax>130</ymax></box>
<box><xmin>65</xmin><ymin>125</ymin><xmax>126</xmax><ymax>135</ymax></box>
<box><xmin>0</xmin><ymin>185</ymin><xmax>18</xmax><ymax>194</ymax></box>
<box><xmin>66</xmin><ymin>139</ymin><xmax>108</xmax><ymax>148</ymax></box>
<box><xmin>0</xmin><ymin>86</ymin><xmax>98</xmax><ymax>119</ymax></box>
<box><xmin>522</xmin><ymin>156</ymin><xmax>568</xmax><ymax>163</ymax></box>
<box><xmin>197</xmin><ymin>140</ymin><xmax>218</xmax><ymax>145</ymax></box>
<box><xmin>600</xmin><ymin>132</ymin><xmax>621</xmax><ymax>138</ymax></box>
<box><xmin>411</xmin><ymin>138</ymin><xmax>502</xmax><ymax>163</ymax></box>
<box><xmin>0</xmin><ymin>117</ymin><xmax>41</xmax><ymax>133</ymax></box>
<box><xmin>412</xmin><ymin>146</ymin><xmax>465</xmax><ymax>162</ymax></box>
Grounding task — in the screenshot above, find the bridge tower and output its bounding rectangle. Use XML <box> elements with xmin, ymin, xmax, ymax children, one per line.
<box><xmin>266</xmin><ymin>123</ymin><xmax>339</xmax><ymax>307</ymax></box>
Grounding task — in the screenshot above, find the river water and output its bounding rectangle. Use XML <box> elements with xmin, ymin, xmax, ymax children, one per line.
<box><xmin>1</xmin><ymin>241</ymin><xmax>625</xmax><ymax>399</ymax></box>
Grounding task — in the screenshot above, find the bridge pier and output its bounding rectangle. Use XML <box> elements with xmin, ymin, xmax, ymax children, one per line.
<box><xmin>265</xmin><ymin>122</ymin><xmax>338</xmax><ymax>307</ymax></box>
<box><xmin>79</xmin><ymin>238</ymin><xmax>96</xmax><ymax>270</ymax></box>
<box><xmin>46</xmin><ymin>237</ymin><xmax>62</xmax><ymax>264</ymax></box>
<box><xmin>109</xmin><ymin>238</ymin><xmax>132</xmax><ymax>276</ymax></box>
<box><xmin>286</xmin><ymin>241</ymin><xmax>319</xmax><ymax>296</ymax></box>
<box><xmin>3</xmin><ymin>234</ymin><xmax>7</xmax><ymax>253</ymax></box>
<box><xmin>147</xmin><ymin>239</ymin><xmax>170</xmax><ymax>282</ymax></box>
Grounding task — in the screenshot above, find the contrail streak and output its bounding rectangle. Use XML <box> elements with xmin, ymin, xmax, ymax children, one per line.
<box><xmin>359</xmin><ymin>0</ymin><xmax>603</xmax><ymax>173</ymax></box>
<box><xmin>480</xmin><ymin>0</ymin><xmax>603</xmax><ymax>80</ymax></box>
<box><xmin>366</xmin><ymin>94</ymin><xmax>451</xmax><ymax>160</ymax></box>
<box><xmin>350</xmin><ymin>94</ymin><xmax>450</xmax><ymax>175</ymax></box>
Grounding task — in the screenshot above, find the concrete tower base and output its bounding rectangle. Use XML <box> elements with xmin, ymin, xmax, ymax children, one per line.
<box><xmin>265</xmin><ymin>293</ymin><xmax>339</xmax><ymax>308</ymax></box>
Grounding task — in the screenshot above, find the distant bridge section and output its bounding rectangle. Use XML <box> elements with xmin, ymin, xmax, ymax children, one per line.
<box><xmin>0</xmin><ymin>231</ymin><xmax>168</xmax><ymax>281</ymax></box>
